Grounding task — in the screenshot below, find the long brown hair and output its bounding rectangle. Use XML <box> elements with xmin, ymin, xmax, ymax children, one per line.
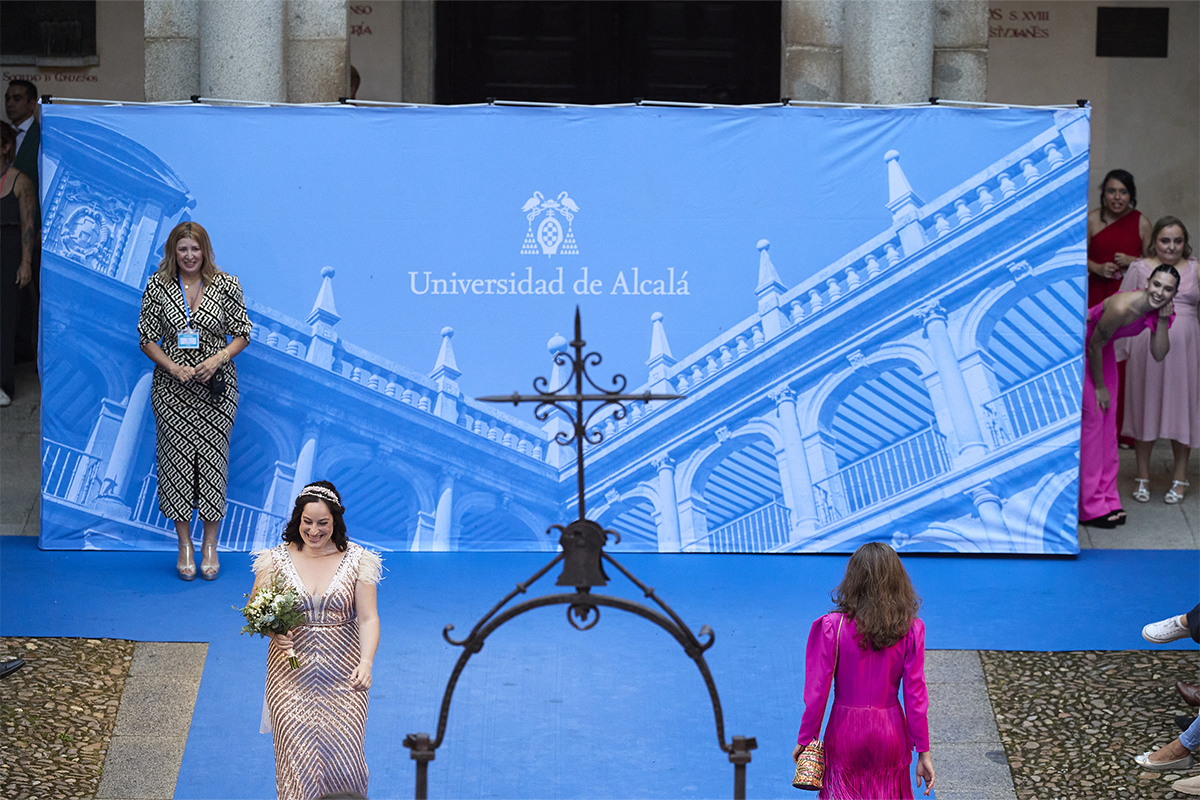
<box><xmin>153</xmin><ymin>220</ymin><xmax>223</xmax><ymax>285</ymax></box>
<box><xmin>832</xmin><ymin>542</ymin><xmax>921</xmax><ymax>651</ymax></box>
<box><xmin>1148</xmin><ymin>216</ymin><xmax>1193</xmax><ymax>260</ymax></box>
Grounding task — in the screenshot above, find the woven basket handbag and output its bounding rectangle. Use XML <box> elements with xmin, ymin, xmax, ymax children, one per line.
<box><xmin>793</xmin><ymin>614</ymin><xmax>844</xmax><ymax>791</ymax></box>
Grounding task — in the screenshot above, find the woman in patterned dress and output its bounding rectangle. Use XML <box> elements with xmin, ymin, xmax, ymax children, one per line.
<box><xmin>251</xmin><ymin>481</ymin><xmax>382</xmax><ymax>800</ymax></box>
<box><xmin>137</xmin><ymin>221</ymin><xmax>252</xmax><ymax>580</ymax></box>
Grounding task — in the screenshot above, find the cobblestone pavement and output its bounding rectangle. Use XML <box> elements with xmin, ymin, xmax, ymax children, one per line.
<box><xmin>981</xmin><ymin>650</ymin><xmax>1200</xmax><ymax>800</ymax></box>
<box><xmin>0</xmin><ymin>637</ymin><xmax>134</xmax><ymax>800</ymax></box>
<box><xmin>3</xmin><ymin>638</ymin><xmax>1199</xmax><ymax>799</ymax></box>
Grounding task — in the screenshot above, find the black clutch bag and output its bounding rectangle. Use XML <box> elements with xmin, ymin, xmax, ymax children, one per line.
<box><xmin>207</xmin><ymin>366</ymin><xmax>226</xmax><ymax>401</ymax></box>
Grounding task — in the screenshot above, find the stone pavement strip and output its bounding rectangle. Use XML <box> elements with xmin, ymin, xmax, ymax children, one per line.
<box><xmin>927</xmin><ymin>651</ymin><xmax>1017</xmax><ymax>800</ymax></box>
<box><xmin>95</xmin><ymin>642</ymin><xmax>207</xmax><ymax>800</ymax></box>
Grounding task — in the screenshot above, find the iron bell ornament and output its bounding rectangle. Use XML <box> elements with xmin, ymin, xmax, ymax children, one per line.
<box><xmin>553</xmin><ymin>519</ymin><xmax>616</xmax><ymax>589</ymax></box>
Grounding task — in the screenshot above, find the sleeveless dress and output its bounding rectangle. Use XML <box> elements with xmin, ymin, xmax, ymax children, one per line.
<box><xmin>1079</xmin><ymin>298</ymin><xmax>1172</xmax><ymax>521</ymax></box>
<box><xmin>1087</xmin><ymin>209</ymin><xmax>1144</xmax><ymax>307</ymax></box>
<box><xmin>253</xmin><ymin>542</ymin><xmax>383</xmax><ymax>800</ymax></box>
<box><xmin>137</xmin><ymin>273</ymin><xmax>252</xmax><ymax>520</ymax></box>
<box><xmin>0</xmin><ymin>184</ymin><xmax>20</xmax><ymax>397</ymax></box>
<box><xmin>797</xmin><ymin>614</ymin><xmax>929</xmax><ymax>800</ymax></box>
<box><xmin>1118</xmin><ymin>259</ymin><xmax>1200</xmax><ymax>447</ymax></box>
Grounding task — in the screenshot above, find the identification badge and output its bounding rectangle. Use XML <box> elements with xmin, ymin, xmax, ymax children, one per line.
<box><xmin>177</xmin><ymin>328</ymin><xmax>200</xmax><ymax>349</ymax></box>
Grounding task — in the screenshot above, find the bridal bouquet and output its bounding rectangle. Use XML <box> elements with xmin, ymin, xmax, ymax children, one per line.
<box><xmin>236</xmin><ymin>574</ymin><xmax>307</xmax><ymax>669</ymax></box>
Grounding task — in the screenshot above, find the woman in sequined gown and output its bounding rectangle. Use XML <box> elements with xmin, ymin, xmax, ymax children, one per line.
<box><xmin>251</xmin><ymin>481</ymin><xmax>382</xmax><ymax>800</ymax></box>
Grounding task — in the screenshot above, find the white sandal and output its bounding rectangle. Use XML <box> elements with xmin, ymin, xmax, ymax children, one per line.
<box><xmin>1165</xmin><ymin>480</ymin><xmax>1190</xmax><ymax>505</ymax></box>
<box><xmin>1132</xmin><ymin>478</ymin><xmax>1150</xmax><ymax>503</ymax></box>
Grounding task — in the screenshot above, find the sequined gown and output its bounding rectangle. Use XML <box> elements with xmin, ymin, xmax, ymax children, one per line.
<box><xmin>254</xmin><ymin>542</ymin><xmax>383</xmax><ymax>800</ymax></box>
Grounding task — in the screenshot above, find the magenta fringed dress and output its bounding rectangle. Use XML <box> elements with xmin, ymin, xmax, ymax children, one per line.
<box><xmin>798</xmin><ymin>614</ymin><xmax>928</xmax><ymax>800</ymax></box>
<box><xmin>1079</xmin><ymin>300</ymin><xmax>1172</xmax><ymax>521</ymax></box>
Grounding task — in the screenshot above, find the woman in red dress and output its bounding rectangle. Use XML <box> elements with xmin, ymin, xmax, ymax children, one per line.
<box><xmin>1087</xmin><ymin>169</ymin><xmax>1152</xmax><ymax>446</ymax></box>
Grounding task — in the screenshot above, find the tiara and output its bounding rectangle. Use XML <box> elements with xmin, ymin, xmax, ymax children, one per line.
<box><xmin>298</xmin><ymin>484</ymin><xmax>341</xmax><ymax>505</ymax></box>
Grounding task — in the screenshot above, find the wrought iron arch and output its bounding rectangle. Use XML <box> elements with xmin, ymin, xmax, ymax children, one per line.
<box><xmin>403</xmin><ymin>309</ymin><xmax>757</xmax><ymax>799</ymax></box>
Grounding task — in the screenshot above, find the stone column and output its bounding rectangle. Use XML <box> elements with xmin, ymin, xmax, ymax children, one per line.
<box><xmin>200</xmin><ymin>0</ymin><xmax>286</xmax><ymax>102</ymax></box>
<box><xmin>915</xmin><ymin>301</ymin><xmax>987</xmax><ymax>462</ymax></box>
<box><xmin>652</xmin><ymin>456</ymin><xmax>682</xmax><ymax>553</ymax></box>
<box><xmin>932</xmin><ymin>0</ymin><xmax>988</xmax><ymax>102</ymax></box>
<box><xmin>145</xmin><ymin>0</ymin><xmax>200</xmax><ymax>102</ymax></box>
<box><xmin>289</xmin><ymin>425</ymin><xmax>320</xmax><ymax>499</ymax></box>
<box><xmin>97</xmin><ymin>371</ymin><xmax>154</xmax><ymax>509</ymax></box>
<box><xmin>781</xmin><ymin>0</ymin><xmax>843</xmax><ymax>102</ymax></box>
<box><xmin>769</xmin><ymin>386</ymin><xmax>818</xmax><ymax>539</ymax></box>
<box><xmin>966</xmin><ymin>483</ymin><xmax>1011</xmax><ymax>552</ymax></box>
<box><xmin>431</xmin><ymin>471</ymin><xmax>456</xmax><ymax>551</ymax></box>
<box><xmin>401</xmin><ymin>1</ymin><xmax>436</xmax><ymax>103</ymax></box>
<box><xmin>286</xmin><ymin>0</ymin><xmax>348</xmax><ymax>103</ymax></box>
<box><xmin>843</xmin><ymin>0</ymin><xmax>933</xmax><ymax>104</ymax></box>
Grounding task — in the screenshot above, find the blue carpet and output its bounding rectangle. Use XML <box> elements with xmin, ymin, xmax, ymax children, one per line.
<box><xmin>2</xmin><ymin>537</ymin><xmax>1196</xmax><ymax>799</ymax></box>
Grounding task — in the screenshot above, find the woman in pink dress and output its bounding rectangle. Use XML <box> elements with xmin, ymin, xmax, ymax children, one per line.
<box><xmin>1119</xmin><ymin>217</ymin><xmax>1199</xmax><ymax>506</ymax></box>
<box><xmin>1080</xmin><ymin>264</ymin><xmax>1178</xmax><ymax>527</ymax></box>
<box><xmin>793</xmin><ymin>542</ymin><xmax>934</xmax><ymax>799</ymax></box>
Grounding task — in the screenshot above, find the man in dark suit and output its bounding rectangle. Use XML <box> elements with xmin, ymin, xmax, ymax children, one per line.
<box><xmin>5</xmin><ymin>79</ymin><xmax>39</xmax><ymax>362</ymax></box>
<box><xmin>5</xmin><ymin>80</ymin><xmax>38</xmax><ymax>185</ymax></box>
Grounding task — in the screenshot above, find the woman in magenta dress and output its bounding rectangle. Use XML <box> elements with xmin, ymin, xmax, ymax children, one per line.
<box><xmin>793</xmin><ymin>543</ymin><xmax>934</xmax><ymax>799</ymax></box>
<box><xmin>1079</xmin><ymin>264</ymin><xmax>1178</xmax><ymax>527</ymax></box>
<box><xmin>1087</xmin><ymin>169</ymin><xmax>1151</xmax><ymax>446</ymax></box>
<box><xmin>1118</xmin><ymin>218</ymin><xmax>1199</xmax><ymax>506</ymax></box>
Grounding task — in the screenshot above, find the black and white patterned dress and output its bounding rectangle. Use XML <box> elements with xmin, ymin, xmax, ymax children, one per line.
<box><xmin>137</xmin><ymin>271</ymin><xmax>252</xmax><ymax>521</ymax></box>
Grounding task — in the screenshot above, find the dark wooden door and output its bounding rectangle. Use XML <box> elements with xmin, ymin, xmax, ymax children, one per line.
<box><xmin>435</xmin><ymin>1</ymin><xmax>781</xmax><ymax>105</ymax></box>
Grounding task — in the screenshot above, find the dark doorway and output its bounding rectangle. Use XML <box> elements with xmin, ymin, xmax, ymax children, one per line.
<box><xmin>435</xmin><ymin>1</ymin><xmax>781</xmax><ymax>105</ymax></box>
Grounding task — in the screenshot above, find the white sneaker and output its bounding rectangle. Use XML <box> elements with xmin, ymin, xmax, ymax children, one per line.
<box><xmin>1143</xmin><ymin>615</ymin><xmax>1191</xmax><ymax>644</ymax></box>
<box><xmin>0</xmin><ymin>389</ymin><xmax>10</xmax><ymax>407</ymax></box>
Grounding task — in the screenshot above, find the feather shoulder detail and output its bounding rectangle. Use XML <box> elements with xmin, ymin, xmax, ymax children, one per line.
<box><xmin>251</xmin><ymin>547</ymin><xmax>282</xmax><ymax>577</ymax></box>
<box><xmin>355</xmin><ymin>546</ymin><xmax>384</xmax><ymax>585</ymax></box>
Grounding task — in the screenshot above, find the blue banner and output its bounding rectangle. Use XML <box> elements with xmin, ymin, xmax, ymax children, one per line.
<box><xmin>37</xmin><ymin>103</ymin><xmax>1090</xmax><ymax>554</ymax></box>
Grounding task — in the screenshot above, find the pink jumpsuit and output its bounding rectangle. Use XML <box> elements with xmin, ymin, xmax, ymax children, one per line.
<box><xmin>1079</xmin><ymin>300</ymin><xmax>1170</xmax><ymax>521</ymax></box>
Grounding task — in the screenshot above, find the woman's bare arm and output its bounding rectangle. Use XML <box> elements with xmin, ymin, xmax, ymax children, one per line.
<box><xmin>1150</xmin><ymin>302</ymin><xmax>1173</xmax><ymax>362</ymax></box>
<box><xmin>13</xmin><ymin>172</ymin><xmax>37</xmax><ymax>288</ymax></box>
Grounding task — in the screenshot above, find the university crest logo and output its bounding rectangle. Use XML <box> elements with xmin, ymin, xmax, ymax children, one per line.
<box><xmin>520</xmin><ymin>191</ymin><xmax>580</xmax><ymax>257</ymax></box>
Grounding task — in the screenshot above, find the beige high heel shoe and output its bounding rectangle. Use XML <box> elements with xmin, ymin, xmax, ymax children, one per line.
<box><xmin>1165</xmin><ymin>480</ymin><xmax>1190</xmax><ymax>505</ymax></box>
<box><xmin>177</xmin><ymin>540</ymin><xmax>197</xmax><ymax>581</ymax></box>
<box><xmin>200</xmin><ymin>540</ymin><xmax>220</xmax><ymax>581</ymax></box>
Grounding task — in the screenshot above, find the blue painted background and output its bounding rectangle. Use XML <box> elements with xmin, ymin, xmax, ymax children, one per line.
<box><xmin>37</xmin><ymin>104</ymin><xmax>1090</xmax><ymax>554</ymax></box>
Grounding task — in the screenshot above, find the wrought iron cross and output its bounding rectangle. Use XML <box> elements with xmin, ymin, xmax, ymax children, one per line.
<box><xmin>479</xmin><ymin>305</ymin><xmax>683</xmax><ymax>522</ymax></box>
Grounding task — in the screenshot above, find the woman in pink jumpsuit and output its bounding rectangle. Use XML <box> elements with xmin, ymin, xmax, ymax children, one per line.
<box><xmin>1079</xmin><ymin>264</ymin><xmax>1178</xmax><ymax>527</ymax></box>
<box><xmin>794</xmin><ymin>543</ymin><xmax>933</xmax><ymax>799</ymax></box>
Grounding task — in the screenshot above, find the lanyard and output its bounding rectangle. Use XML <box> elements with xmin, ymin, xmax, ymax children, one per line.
<box><xmin>178</xmin><ymin>274</ymin><xmax>196</xmax><ymax>330</ymax></box>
